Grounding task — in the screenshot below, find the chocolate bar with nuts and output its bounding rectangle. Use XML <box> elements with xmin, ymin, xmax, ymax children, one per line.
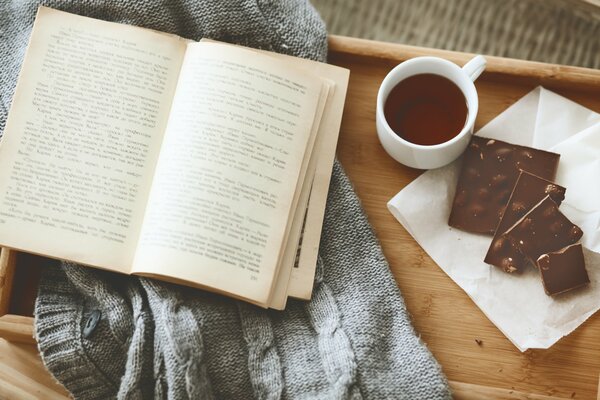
<box><xmin>449</xmin><ymin>136</ymin><xmax>560</xmax><ymax>234</ymax></box>
<box><xmin>504</xmin><ymin>196</ymin><xmax>583</xmax><ymax>266</ymax></box>
<box><xmin>484</xmin><ymin>171</ymin><xmax>566</xmax><ymax>273</ymax></box>
<box><xmin>537</xmin><ymin>244</ymin><xmax>589</xmax><ymax>296</ymax></box>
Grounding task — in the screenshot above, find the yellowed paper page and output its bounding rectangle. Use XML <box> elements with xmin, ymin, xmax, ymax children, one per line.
<box><xmin>192</xmin><ymin>39</ymin><xmax>350</xmax><ymax>302</ymax></box>
<box><xmin>0</xmin><ymin>7</ymin><xmax>186</xmax><ymax>272</ymax></box>
<box><xmin>204</xmin><ymin>42</ymin><xmax>349</xmax><ymax>302</ymax></box>
<box><xmin>287</xmin><ymin>63</ymin><xmax>349</xmax><ymax>299</ymax></box>
<box><xmin>132</xmin><ymin>42</ymin><xmax>323</xmax><ymax>305</ymax></box>
<box><xmin>268</xmin><ymin>81</ymin><xmax>333</xmax><ymax>310</ymax></box>
<box><xmin>191</xmin><ymin>40</ymin><xmax>333</xmax><ymax>308</ymax></box>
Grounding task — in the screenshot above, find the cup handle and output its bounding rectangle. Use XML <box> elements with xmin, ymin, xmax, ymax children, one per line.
<box><xmin>462</xmin><ymin>55</ymin><xmax>487</xmax><ymax>81</ymax></box>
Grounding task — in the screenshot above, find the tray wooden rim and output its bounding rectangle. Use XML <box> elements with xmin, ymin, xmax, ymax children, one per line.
<box><xmin>1</xmin><ymin>34</ymin><xmax>600</xmax><ymax>400</ymax></box>
<box><xmin>328</xmin><ymin>35</ymin><xmax>600</xmax><ymax>91</ymax></box>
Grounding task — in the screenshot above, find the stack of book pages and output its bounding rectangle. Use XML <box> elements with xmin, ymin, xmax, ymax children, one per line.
<box><xmin>0</xmin><ymin>7</ymin><xmax>349</xmax><ymax>309</ymax></box>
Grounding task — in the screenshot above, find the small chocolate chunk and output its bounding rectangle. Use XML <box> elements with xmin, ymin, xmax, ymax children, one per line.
<box><xmin>537</xmin><ymin>244</ymin><xmax>589</xmax><ymax>296</ymax></box>
<box><xmin>485</xmin><ymin>171</ymin><xmax>566</xmax><ymax>272</ymax></box>
<box><xmin>505</xmin><ymin>196</ymin><xmax>583</xmax><ymax>264</ymax></box>
<box><xmin>449</xmin><ymin>136</ymin><xmax>560</xmax><ymax>234</ymax></box>
<box><xmin>495</xmin><ymin>148</ymin><xmax>512</xmax><ymax>162</ymax></box>
<box><xmin>511</xmin><ymin>201</ymin><xmax>527</xmax><ymax>214</ymax></box>
<box><xmin>491</xmin><ymin>174</ymin><xmax>508</xmax><ymax>188</ymax></box>
<box><xmin>454</xmin><ymin>189</ymin><xmax>468</xmax><ymax>206</ymax></box>
<box><xmin>477</xmin><ymin>188</ymin><xmax>490</xmax><ymax>200</ymax></box>
<box><xmin>500</xmin><ymin>256</ymin><xmax>519</xmax><ymax>273</ymax></box>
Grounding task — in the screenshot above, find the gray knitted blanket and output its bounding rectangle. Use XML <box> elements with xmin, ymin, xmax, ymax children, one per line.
<box><xmin>1</xmin><ymin>1</ymin><xmax>451</xmax><ymax>399</ymax></box>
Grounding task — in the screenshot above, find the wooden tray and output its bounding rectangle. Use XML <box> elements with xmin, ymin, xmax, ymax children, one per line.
<box><xmin>1</xmin><ymin>35</ymin><xmax>600</xmax><ymax>399</ymax></box>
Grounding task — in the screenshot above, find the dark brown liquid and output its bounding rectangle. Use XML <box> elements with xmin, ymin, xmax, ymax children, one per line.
<box><xmin>384</xmin><ymin>73</ymin><xmax>468</xmax><ymax>146</ymax></box>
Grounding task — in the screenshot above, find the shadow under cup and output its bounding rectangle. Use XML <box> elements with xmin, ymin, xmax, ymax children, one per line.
<box><xmin>376</xmin><ymin>56</ymin><xmax>481</xmax><ymax>170</ymax></box>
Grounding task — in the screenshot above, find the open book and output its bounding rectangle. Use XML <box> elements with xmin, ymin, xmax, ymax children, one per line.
<box><xmin>0</xmin><ymin>7</ymin><xmax>349</xmax><ymax>309</ymax></box>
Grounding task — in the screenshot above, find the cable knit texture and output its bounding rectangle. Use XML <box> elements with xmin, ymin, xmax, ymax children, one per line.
<box><xmin>1</xmin><ymin>1</ymin><xmax>451</xmax><ymax>398</ymax></box>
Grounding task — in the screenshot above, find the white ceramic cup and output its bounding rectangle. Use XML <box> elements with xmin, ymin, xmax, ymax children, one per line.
<box><xmin>376</xmin><ymin>55</ymin><xmax>486</xmax><ymax>169</ymax></box>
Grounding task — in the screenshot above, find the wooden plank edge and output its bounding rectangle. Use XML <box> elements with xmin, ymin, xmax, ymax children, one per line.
<box><xmin>0</xmin><ymin>314</ymin><xmax>35</xmax><ymax>344</ymax></box>
<box><xmin>450</xmin><ymin>380</ymin><xmax>579</xmax><ymax>400</ymax></box>
<box><xmin>327</xmin><ymin>35</ymin><xmax>600</xmax><ymax>91</ymax></box>
<box><xmin>0</xmin><ymin>248</ymin><xmax>18</xmax><ymax>315</ymax></box>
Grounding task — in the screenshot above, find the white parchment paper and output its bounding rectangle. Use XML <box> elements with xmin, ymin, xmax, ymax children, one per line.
<box><xmin>387</xmin><ymin>87</ymin><xmax>600</xmax><ymax>351</ymax></box>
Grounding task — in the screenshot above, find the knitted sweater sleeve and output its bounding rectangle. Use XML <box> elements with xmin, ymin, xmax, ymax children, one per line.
<box><xmin>3</xmin><ymin>1</ymin><xmax>454</xmax><ymax>399</ymax></box>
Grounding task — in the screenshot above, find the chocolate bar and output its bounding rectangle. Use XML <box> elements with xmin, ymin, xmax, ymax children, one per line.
<box><xmin>537</xmin><ymin>244</ymin><xmax>589</xmax><ymax>296</ymax></box>
<box><xmin>485</xmin><ymin>171</ymin><xmax>566</xmax><ymax>272</ymax></box>
<box><xmin>504</xmin><ymin>196</ymin><xmax>583</xmax><ymax>265</ymax></box>
<box><xmin>449</xmin><ymin>136</ymin><xmax>560</xmax><ymax>234</ymax></box>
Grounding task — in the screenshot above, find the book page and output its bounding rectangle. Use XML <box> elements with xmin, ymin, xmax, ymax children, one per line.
<box><xmin>132</xmin><ymin>42</ymin><xmax>323</xmax><ymax>304</ymax></box>
<box><xmin>0</xmin><ymin>7</ymin><xmax>186</xmax><ymax>272</ymax></box>
<box><xmin>267</xmin><ymin>81</ymin><xmax>332</xmax><ymax>309</ymax></box>
<box><xmin>288</xmin><ymin>63</ymin><xmax>349</xmax><ymax>299</ymax></box>
<box><xmin>196</xmin><ymin>41</ymin><xmax>350</xmax><ymax>304</ymax></box>
<box><xmin>241</xmin><ymin>45</ymin><xmax>349</xmax><ymax>300</ymax></box>
<box><xmin>192</xmin><ymin>39</ymin><xmax>329</xmax><ymax>308</ymax></box>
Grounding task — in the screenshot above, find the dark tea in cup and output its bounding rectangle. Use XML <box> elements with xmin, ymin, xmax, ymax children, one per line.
<box><xmin>383</xmin><ymin>73</ymin><xmax>468</xmax><ymax>146</ymax></box>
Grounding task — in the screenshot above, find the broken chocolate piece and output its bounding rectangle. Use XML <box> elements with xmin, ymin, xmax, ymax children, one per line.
<box><xmin>485</xmin><ymin>171</ymin><xmax>566</xmax><ymax>272</ymax></box>
<box><xmin>537</xmin><ymin>244</ymin><xmax>589</xmax><ymax>296</ymax></box>
<box><xmin>505</xmin><ymin>196</ymin><xmax>583</xmax><ymax>264</ymax></box>
<box><xmin>449</xmin><ymin>136</ymin><xmax>560</xmax><ymax>234</ymax></box>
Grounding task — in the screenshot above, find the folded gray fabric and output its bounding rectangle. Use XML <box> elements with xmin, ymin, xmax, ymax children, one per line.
<box><xmin>1</xmin><ymin>1</ymin><xmax>451</xmax><ymax>398</ymax></box>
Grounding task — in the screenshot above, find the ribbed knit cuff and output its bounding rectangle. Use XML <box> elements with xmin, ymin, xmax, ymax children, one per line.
<box><xmin>34</xmin><ymin>266</ymin><xmax>120</xmax><ymax>399</ymax></box>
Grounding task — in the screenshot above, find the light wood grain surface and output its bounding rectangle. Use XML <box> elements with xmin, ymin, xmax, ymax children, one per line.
<box><xmin>1</xmin><ymin>36</ymin><xmax>600</xmax><ymax>399</ymax></box>
<box><xmin>0</xmin><ymin>245</ymin><xmax>17</xmax><ymax>316</ymax></box>
<box><xmin>0</xmin><ymin>339</ymin><xmax>69</xmax><ymax>399</ymax></box>
<box><xmin>329</xmin><ymin>36</ymin><xmax>600</xmax><ymax>400</ymax></box>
